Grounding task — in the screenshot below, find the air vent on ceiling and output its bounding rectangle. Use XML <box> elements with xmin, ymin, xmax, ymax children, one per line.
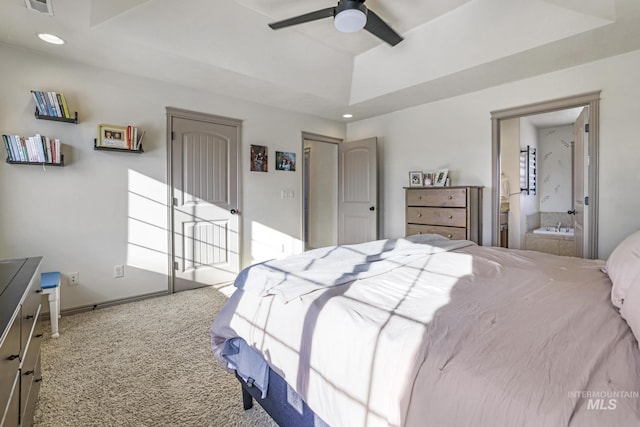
<box><xmin>25</xmin><ymin>0</ymin><xmax>54</xmax><ymax>16</ymax></box>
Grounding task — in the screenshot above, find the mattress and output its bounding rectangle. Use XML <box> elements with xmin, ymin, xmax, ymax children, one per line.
<box><xmin>211</xmin><ymin>237</ymin><xmax>640</xmax><ymax>426</ymax></box>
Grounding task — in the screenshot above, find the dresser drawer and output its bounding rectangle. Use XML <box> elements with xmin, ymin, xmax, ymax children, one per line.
<box><xmin>21</xmin><ymin>274</ymin><xmax>42</xmax><ymax>353</ymax></box>
<box><xmin>21</xmin><ymin>349</ymin><xmax>42</xmax><ymax>427</ymax></box>
<box><xmin>1</xmin><ymin>371</ymin><xmax>20</xmax><ymax>427</ymax></box>
<box><xmin>0</xmin><ymin>311</ymin><xmax>20</xmax><ymax>417</ymax></box>
<box><xmin>406</xmin><ymin>224</ymin><xmax>467</xmax><ymax>240</ymax></box>
<box><xmin>406</xmin><ymin>188</ymin><xmax>467</xmax><ymax>207</ymax></box>
<box><xmin>407</xmin><ymin>207</ymin><xmax>467</xmax><ymax>227</ymax></box>
<box><xmin>23</xmin><ymin>307</ymin><xmax>42</xmax><ymax>365</ymax></box>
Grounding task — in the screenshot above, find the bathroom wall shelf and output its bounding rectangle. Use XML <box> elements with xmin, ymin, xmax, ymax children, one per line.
<box><xmin>6</xmin><ymin>155</ymin><xmax>64</xmax><ymax>167</ymax></box>
<box><xmin>35</xmin><ymin>109</ymin><xmax>79</xmax><ymax>124</ymax></box>
<box><xmin>93</xmin><ymin>139</ymin><xmax>144</xmax><ymax>153</ymax></box>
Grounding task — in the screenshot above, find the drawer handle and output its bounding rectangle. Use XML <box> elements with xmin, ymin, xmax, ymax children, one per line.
<box><xmin>418</xmin><ymin>196</ymin><xmax>422</xmax><ymax>200</ymax></box>
<box><xmin>417</xmin><ymin>213</ymin><xmax>422</xmax><ymax>217</ymax></box>
<box><xmin>36</xmin><ymin>333</ymin><xmax>44</xmax><ymax>338</ymax></box>
<box><xmin>448</xmin><ymin>195</ymin><xmax>453</xmax><ymax>199</ymax></box>
<box><xmin>7</xmin><ymin>354</ymin><xmax>19</xmax><ymax>361</ymax></box>
<box><xmin>448</xmin><ymin>215</ymin><xmax>453</xmax><ymax>219</ymax></box>
<box><xmin>24</xmin><ymin>370</ymin><xmax>34</xmax><ymax>376</ymax></box>
<box><xmin>447</xmin><ymin>234</ymin><xmax>453</xmax><ymax>238</ymax></box>
<box><xmin>35</xmin><ymin>378</ymin><xmax>43</xmax><ymax>383</ymax></box>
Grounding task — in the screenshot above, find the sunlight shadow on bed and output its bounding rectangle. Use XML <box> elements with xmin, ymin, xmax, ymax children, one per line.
<box><xmin>295</xmin><ymin>250</ymin><xmax>474</xmax><ymax>425</ymax></box>
<box><xmin>213</xmin><ymin>241</ymin><xmax>640</xmax><ymax>426</ymax></box>
<box><xmin>220</xmin><ymin>237</ymin><xmax>475</xmax><ymax>425</ymax></box>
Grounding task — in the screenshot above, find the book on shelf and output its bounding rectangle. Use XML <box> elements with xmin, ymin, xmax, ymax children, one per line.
<box><xmin>31</xmin><ymin>90</ymin><xmax>71</xmax><ymax>119</ymax></box>
<box><xmin>2</xmin><ymin>133</ymin><xmax>62</xmax><ymax>163</ymax></box>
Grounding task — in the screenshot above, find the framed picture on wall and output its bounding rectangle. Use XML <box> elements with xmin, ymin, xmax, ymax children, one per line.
<box><xmin>275</xmin><ymin>151</ymin><xmax>296</xmax><ymax>171</ymax></box>
<box><xmin>434</xmin><ymin>169</ymin><xmax>449</xmax><ymax>186</ymax></box>
<box><xmin>409</xmin><ymin>171</ymin><xmax>424</xmax><ymax>187</ymax></box>
<box><xmin>250</xmin><ymin>144</ymin><xmax>268</xmax><ymax>172</ymax></box>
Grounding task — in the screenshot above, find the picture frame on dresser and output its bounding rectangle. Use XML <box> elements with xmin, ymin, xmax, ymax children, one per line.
<box><xmin>434</xmin><ymin>169</ymin><xmax>449</xmax><ymax>186</ymax></box>
<box><xmin>409</xmin><ymin>171</ymin><xmax>424</xmax><ymax>187</ymax></box>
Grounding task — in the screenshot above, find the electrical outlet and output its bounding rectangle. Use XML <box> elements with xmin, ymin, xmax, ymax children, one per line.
<box><xmin>114</xmin><ymin>265</ymin><xmax>124</xmax><ymax>278</ymax></box>
<box><xmin>69</xmin><ymin>272</ymin><xmax>79</xmax><ymax>286</ymax></box>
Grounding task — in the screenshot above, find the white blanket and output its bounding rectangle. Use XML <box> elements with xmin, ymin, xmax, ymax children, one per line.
<box><xmin>212</xmin><ymin>241</ymin><xmax>640</xmax><ymax>426</ymax></box>
<box><xmin>234</xmin><ymin>233</ymin><xmax>474</xmax><ymax>302</ymax></box>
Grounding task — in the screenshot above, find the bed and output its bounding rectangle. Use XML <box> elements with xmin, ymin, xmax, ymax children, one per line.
<box><xmin>211</xmin><ymin>232</ymin><xmax>640</xmax><ymax>426</ymax></box>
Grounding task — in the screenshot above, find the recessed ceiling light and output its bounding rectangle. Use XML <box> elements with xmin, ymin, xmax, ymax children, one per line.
<box><xmin>342</xmin><ymin>113</ymin><xmax>353</xmax><ymax>119</ymax></box>
<box><xmin>37</xmin><ymin>33</ymin><xmax>65</xmax><ymax>45</ymax></box>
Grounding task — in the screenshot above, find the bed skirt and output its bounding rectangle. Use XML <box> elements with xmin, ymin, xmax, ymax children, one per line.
<box><xmin>236</xmin><ymin>368</ymin><xmax>329</xmax><ymax>427</ymax></box>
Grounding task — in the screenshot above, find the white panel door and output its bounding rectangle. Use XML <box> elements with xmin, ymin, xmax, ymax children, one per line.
<box><xmin>573</xmin><ymin>107</ymin><xmax>588</xmax><ymax>257</ymax></box>
<box><xmin>338</xmin><ymin>138</ymin><xmax>377</xmax><ymax>244</ymax></box>
<box><xmin>171</xmin><ymin>116</ymin><xmax>240</xmax><ymax>291</ymax></box>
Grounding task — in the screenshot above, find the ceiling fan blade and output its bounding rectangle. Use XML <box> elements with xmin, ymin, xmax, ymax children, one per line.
<box><xmin>268</xmin><ymin>7</ymin><xmax>335</xmax><ymax>30</ymax></box>
<box><xmin>364</xmin><ymin>9</ymin><xmax>403</xmax><ymax>46</ymax></box>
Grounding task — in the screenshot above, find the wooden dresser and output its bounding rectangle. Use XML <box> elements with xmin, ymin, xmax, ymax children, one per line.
<box><xmin>0</xmin><ymin>257</ymin><xmax>43</xmax><ymax>427</ymax></box>
<box><xmin>405</xmin><ymin>186</ymin><xmax>483</xmax><ymax>244</ymax></box>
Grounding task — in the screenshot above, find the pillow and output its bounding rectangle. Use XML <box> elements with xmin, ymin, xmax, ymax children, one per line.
<box><xmin>620</xmin><ymin>275</ymin><xmax>640</xmax><ymax>349</ymax></box>
<box><xmin>606</xmin><ymin>230</ymin><xmax>640</xmax><ymax>308</ymax></box>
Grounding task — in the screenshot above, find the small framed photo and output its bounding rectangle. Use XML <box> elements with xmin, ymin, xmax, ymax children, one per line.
<box><xmin>275</xmin><ymin>151</ymin><xmax>296</xmax><ymax>171</ymax></box>
<box><xmin>250</xmin><ymin>144</ymin><xmax>268</xmax><ymax>172</ymax></box>
<box><xmin>409</xmin><ymin>171</ymin><xmax>424</xmax><ymax>187</ymax></box>
<box><xmin>97</xmin><ymin>124</ymin><xmax>128</xmax><ymax>149</ymax></box>
<box><xmin>424</xmin><ymin>172</ymin><xmax>433</xmax><ymax>186</ymax></box>
<box><xmin>434</xmin><ymin>169</ymin><xmax>449</xmax><ymax>186</ymax></box>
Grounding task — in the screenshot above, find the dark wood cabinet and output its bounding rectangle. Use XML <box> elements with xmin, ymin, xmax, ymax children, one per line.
<box><xmin>0</xmin><ymin>257</ymin><xmax>43</xmax><ymax>427</ymax></box>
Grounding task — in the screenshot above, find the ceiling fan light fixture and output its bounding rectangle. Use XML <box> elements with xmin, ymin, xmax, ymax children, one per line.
<box><xmin>334</xmin><ymin>8</ymin><xmax>366</xmax><ymax>33</ymax></box>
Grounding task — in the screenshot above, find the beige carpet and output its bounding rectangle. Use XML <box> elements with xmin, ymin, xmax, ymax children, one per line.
<box><xmin>33</xmin><ymin>286</ymin><xmax>277</xmax><ymax>427</ymax></box>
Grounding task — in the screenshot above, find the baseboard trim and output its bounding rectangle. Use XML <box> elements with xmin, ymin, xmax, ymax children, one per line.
<box><xmin>54</xmin><ymin>291</ymin><xmax>170</xmax><ymax>318</ymax></box>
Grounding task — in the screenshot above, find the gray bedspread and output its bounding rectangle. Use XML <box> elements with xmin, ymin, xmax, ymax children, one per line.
<box><xmin>212</xmin><ymin>241</ymin><xmax>640</xmax><ymax>426</ymax></box>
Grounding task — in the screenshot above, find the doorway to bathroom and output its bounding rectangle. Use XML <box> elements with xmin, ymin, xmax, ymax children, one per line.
<box><xmin>491</xmin><ymin>92</ymin><xmax>600</xmax><ymax>259</ymax></box>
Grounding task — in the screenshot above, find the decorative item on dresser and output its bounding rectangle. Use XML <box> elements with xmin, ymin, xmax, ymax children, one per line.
<box><xmin>0</xmin><ymin>257</ymin><xmax>43</xmax><ymax>427</ymax></box>
<box><xmin>405</xmin><ymin>186</ymin><xmax>483</xmax><ymax>244</ymax></box>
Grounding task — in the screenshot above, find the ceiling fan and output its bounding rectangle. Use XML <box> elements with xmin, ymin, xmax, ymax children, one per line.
<box><xmin>268</xmin><ymin>0</ymin><xmax>403</xmax><ymax>47</ymax></box>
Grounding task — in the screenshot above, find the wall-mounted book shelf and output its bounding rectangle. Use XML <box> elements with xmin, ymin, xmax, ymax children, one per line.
<box><xmin>6</xmin><ymin>155</ymin><xmax>64</xmax><ymax>167</ymax></box>
<box><xmin>35</xmin><ymin>109</ymin><xmax>78</xmax><ymax>124</ymax></box>
<box><xmin>93</xmin><ymin>139</ymin><xmax>144</xmax><ymax>153</ymax></box>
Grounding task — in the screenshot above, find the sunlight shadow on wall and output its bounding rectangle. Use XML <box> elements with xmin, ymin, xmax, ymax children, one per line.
<box><xmin>251</xmin><ymin>221</ymin><xmax>303</xmax><ymax>263</ymax></box>
<box><xmin>127</xmin><ymin>169</ymin><xmax>169</xmax><ymax>275</ymax></box>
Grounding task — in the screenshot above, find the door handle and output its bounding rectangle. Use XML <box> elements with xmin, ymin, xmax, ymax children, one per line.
<box><xmin>230</xmin><ymin>209</ymin><xmax>239</xmax><ymax>215</ymax></box>
<box><xmin>567</xmin><ymin>209</ymin><xmax>576</xmax><ymax>215</ymax></box>
<box><xmin>369</xmin><ymin>206</ymin><xmax>375</xmax><ymax>211</ymax></box>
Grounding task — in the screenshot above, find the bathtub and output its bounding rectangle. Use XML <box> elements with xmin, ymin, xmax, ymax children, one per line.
<box><xmin>532</xmin><ymin>227</ymin><xmax>574</xmax><ymax>236</ymax></box>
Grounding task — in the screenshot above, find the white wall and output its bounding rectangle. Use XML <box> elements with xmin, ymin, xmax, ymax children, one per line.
<box><xmin>538</xmin><ymin>124</ymin><xmax>573</xmax><ymax>212</ymax></box>
<box><xmin>347</xmin><ymin>49</ymin><xmax>640</xmax><ymax>258</ymax></box>
<box><xmin>304</xmin><ymin>139</ymin><xmax>338</xmax><ymax>249</ymax></box>
<box><xmin>0</xmin><ymin>44</ymin><xmax>345</xmax><ymax>310</ymax></box>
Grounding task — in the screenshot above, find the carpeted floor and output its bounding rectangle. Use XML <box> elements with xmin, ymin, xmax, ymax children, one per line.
<box><xmin>33</xmin><ymin>286</ymin><xmax>277</xmax><ymax>427</ymax></box>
